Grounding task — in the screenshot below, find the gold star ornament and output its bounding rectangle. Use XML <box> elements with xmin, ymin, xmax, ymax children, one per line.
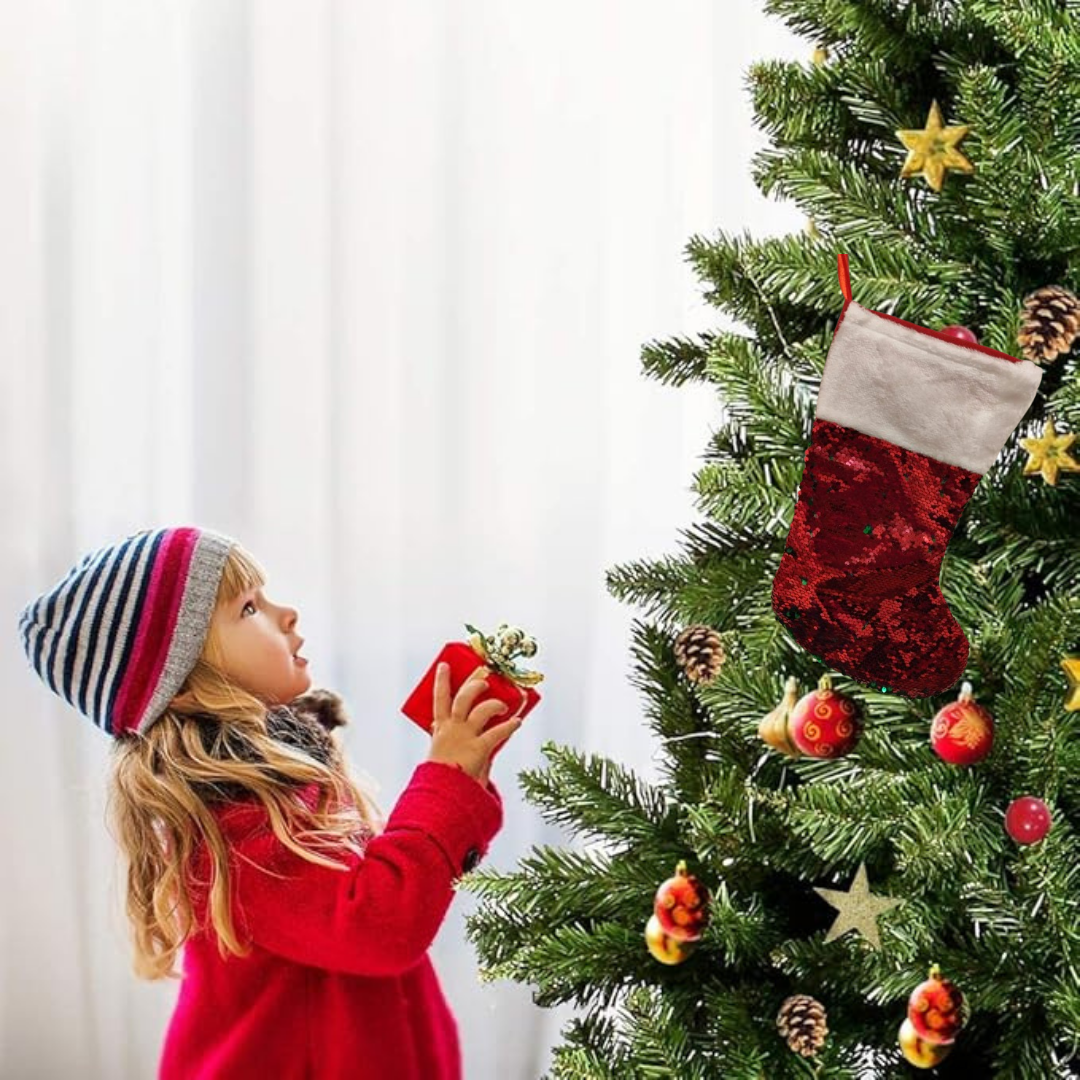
<box><xmin>896</xmin><ymin>100</ymin><xmax>975</xmax><ymax>193</ymax></box>
<box><xmin>813</xmin><ymin>862</ymin><xmax>902</xmax><ymax>950</ymax></box>
<box><xmin>1020</xmin><ymin>418</ymin><xmax>1080</xmax><ymax>485</ymax></box>
<box><xmin>1062</xmin><ymin>656</ymin><xmax>1080</xmax><ymax>712</ymax></box>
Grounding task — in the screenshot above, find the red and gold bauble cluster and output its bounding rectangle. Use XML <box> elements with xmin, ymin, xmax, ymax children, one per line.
<box><xmin>898</xmin><ymin>964</ymin><xmax>966</xmax><ymax>1068</ymax></box>
<box><xmin>644</xmin><ymin>860</ymin><xmax>712</xmax><ymax>965</ymax></box>
<box><xmin>759</xmin><ymin>673</ymin><xmax>863</xmax><ymax>758</ymax></box>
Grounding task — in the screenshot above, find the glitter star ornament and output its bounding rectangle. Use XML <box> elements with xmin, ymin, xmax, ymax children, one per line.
<box><xmin>896</xmin><ymin>100</ymin><xmax>975</xmax><ymax>192</ymax></box>
<box><xmin>1061</xmin><ymin>656</ymin><xmax>1080</xmax><ymax>712</ymax></box>
<box><xmin>813</xmin><ymin>862</ymin><xmax>902</xmax><ymax>950</ymax></box>
<box><xmin>1020</xmin><ymin>418</ymin><xmax>1080</xmax><ymax>485</ymax></box>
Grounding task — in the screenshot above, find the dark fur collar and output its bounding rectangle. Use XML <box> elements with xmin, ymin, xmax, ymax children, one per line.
<box><xmin>192</xmin><ymin>687</ymin><xmax>352</xmax><ymax>805</ymax></box>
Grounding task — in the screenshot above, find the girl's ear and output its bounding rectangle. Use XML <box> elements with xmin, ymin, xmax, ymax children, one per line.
<box><xmin>289</xmin><ymin>688</ymin><xmax>350</xmax><ymax>732</ymax></box>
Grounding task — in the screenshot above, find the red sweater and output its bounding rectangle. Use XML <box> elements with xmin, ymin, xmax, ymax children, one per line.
<box><xmin>158</xmin><ymin>760</ymin><xmax>504</xmax><ymax>1079</ymax></box>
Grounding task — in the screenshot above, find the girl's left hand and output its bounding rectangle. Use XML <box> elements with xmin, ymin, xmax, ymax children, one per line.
<box><xmin>476</xmin><ymin>758</ymin><xmax>493</xmax><ymax>791</ymax></box>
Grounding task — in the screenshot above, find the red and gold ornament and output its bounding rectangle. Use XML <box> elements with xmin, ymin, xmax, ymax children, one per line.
<box><xmin>1005</xmin><ymin>796</ymin><xmax>1052</xmax><ymax>844</ymax></box>
<box><xmin>907</xmin><ymin>964</ymin><xmax>965</xmax><ymax>1046</ymax></box>
<box><xmin>645</xmin><ymin>859</ymin><xmax>711</xmax><ymax>965</ymax></box>
<box><xmin>930</xmin><ymin>681</ymin><xmax>994</xmax><ymax>765</ymax></box>
<box><xmin>653</xmin><ymin>859</ymin><xmax>711</xmax><ymax>941</ymax></box>
<box><xmin>760</xmin><ymin>673</ymin><xmax>862</xmax><ymax>759</ymax></box>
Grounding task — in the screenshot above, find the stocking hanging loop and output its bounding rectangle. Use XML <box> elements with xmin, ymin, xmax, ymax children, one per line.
<box><xmin>838</xmin><ymin>253</ymin><xmax>852</xmax><ymax>302</ymax></box>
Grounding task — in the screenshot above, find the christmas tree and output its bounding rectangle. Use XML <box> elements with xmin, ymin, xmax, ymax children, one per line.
<box><xmin>460</xmin><ymin>3</ymin><xmax>1080</xmax><ymax>1077</ymax></box>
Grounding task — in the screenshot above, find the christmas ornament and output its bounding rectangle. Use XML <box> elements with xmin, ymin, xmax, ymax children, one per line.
<box><xmin>1018</xmin><ymin>285</ymin><xmax>1080</xmax><ymax>364</ymax></box>
<box><xmin>896</xmin><ymin>99</ymin><xmax>975</xmax><ymax>192</ymax></box>
<box><xmin>400</xmin><ymin>621</ymin><xmax>543</xmax><ymax>763</ymax></box>
<box><xmin>773</xmin><ymin>254</ymin><xmax>1043</xmax><ymax>697</ymax></box>
<box><xmin>644</xmin><ymin>913</ymin><xmax>698</xmax><ymax>965</ymax></box>
<box><xmin>907</xmin><ymin>964</ymin><xmax>966</xmax><ymax>1045</ymax></box>
<box><xmin>1061</xmin><ymin>655</ymin><xmax>1080</xmax><ymax>712</ymax></box>
<box><xmin>1005</xmin><ymin>796</ymin><xmax>1052</xmax><ymax>845</ymax></box>
<box><xmin>806</xmin><ymin>216</ymin><xmax>820</xmax><ymax>239</ymax></box>
<box><xmin>787</xmin><ymin>673</ymin><xmax>863</xmax><ymax>758</ymax></box>
<box><xmin>1020</xmin><ymin>418</ymin><xmax>1080</xmax><ymax>485</ymax></box>
<box><xmin>776</xmin><ymin>995</ymin><xmax>828</xmax><ymax>1058</ymax></box>
<box><xmin>758</xmin><ymin>675</ymin><xmax>802</xmax><ymax>757</ymax></box>
<box><xmin>673</xmin><ymin>624</ymin><xmax>726</xmax><ymax>685</ymax></box>
<box><xmin>811</xmin><ymin>44</ymin><xmax>829</xmax><ymax>66</ymax></box>
<box><xmin>653</xmin><ymin>859</ymin><xmax>711</xmax><ymax>942</ymax></box>
<box><xmin>930</xmin><ymin>680</ymin><xmax>994</xmax><ymax>766</ymax></box>
<box><xmin>939</xmin><ymin>324</ymin><xmax>979</xmax><ymax>345</ymax></box>
<box><xmin>813</xmin><ymin>861</ymin><xmax>902</xmax><ymax>950</ymax></box>
<box><xmin>899</xmin><ymin>1017</ymin><xmax>953</xmax><ymax>1068</ymax></box>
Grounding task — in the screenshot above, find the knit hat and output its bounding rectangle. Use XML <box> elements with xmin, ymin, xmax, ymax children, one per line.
<box><xmin>17</xmin><ymin>526</ymin><xmax>236</xmax><ymax>739</ymax></box>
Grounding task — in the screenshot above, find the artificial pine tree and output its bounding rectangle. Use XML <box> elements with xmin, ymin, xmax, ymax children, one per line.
<box><xmin>459</xmin><ymin>2</ymin><xmax>1080</xmax><ymax>1076</ymax></box>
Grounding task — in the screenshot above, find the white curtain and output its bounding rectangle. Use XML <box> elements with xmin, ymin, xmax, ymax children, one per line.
<box><xmin>0</xmin><ymin>2</ymin><xmax>803</xmax><ymax>1076</ymax></box>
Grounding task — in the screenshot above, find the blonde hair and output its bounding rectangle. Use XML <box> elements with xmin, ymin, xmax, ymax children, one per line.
<box><xmin>106</xmin><ymin>543</ymin><xmax>386</xmax><ymax>980</ymax></box>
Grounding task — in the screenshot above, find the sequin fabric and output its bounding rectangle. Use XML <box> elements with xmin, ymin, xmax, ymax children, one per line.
<box><xmin>771</xmin><ymin>416</ymin><xmax>981</xmax><ymax>698</ymax></box>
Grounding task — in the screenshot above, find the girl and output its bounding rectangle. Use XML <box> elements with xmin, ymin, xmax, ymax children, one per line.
<box><xmin>17</xmin><ymin>524</ymin><xmax>524</xmax><ymax>1079</ymax></box>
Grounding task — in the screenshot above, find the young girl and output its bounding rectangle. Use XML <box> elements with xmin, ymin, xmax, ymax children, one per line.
<box><xmin>17</xmin><ymin>524</ymin><xmax>524</xmax><ymax>1080</ymax></box>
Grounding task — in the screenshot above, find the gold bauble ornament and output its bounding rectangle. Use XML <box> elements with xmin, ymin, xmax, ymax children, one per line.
<box><xmin>811</xmin><ymin>45</ymin><xmax>829</xmax><ymax>66</ymax></box>
<box><xmin>644</xmin><ymin>913</ymin><xmax>697</xmax><ymax>965</ymax></box>
<box><xmin>899</xmin><ymin>1017</ymin><xmax>953</xmax><ymax>1068</ymax></box>
<box><xmin>1020</xmin><ymin>418</ymin><xmax>1080</xmax><ymax>485</ymax></box>
<box><xmin>896</xmin><ymin>99</ymin><xmax>975</xmax><ymax>193</ymax></box>
<box><xmin>759</xmin><ymin>675</ymin><xmax>802</xmax><ymax>757</ymax></box>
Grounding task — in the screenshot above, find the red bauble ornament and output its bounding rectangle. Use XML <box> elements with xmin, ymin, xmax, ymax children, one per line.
<box><xmin>907</xmin><ymin>964</ymin><xmax>965</xmax><ymax>1045</ymax></box>
<box><xmin>930</xmin><ymin>681</ymin><xmax>994</xmax><ymax>765</ymax></box>
<box><xmin>788</xmin><ymin>673</ymin><xmax>863</xmax><ymax>758</ymax></box>
<box><xmin>940</xmin><ymin>324</ymin><xmax>979</xmax><ymax>345</ymax></box>
<box><xmin>653</xmin><ymin>859</ymin><xmax>711</xmax><ymax>942</ymax></box>
<box><xmin>1005</xmin><ymin>796</ymin><xmax>1052</xmax><ymax>844</ymax></box>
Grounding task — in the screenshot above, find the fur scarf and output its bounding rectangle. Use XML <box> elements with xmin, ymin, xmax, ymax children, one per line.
<box><xmin>191</xmin><ymin>687</ymin><xmax>353</xmax><ymax>806</ymax></box>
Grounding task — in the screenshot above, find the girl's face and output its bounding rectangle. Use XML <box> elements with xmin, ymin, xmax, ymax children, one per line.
<box><xmin>210</xmin><ymin>583</ymin><xmax>312</xmax><ymax>705</ymax></box>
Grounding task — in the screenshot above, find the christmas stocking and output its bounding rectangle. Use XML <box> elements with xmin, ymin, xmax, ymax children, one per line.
<box><xmin>771</xmin><ymin>254</ymin><xmax>1044</xmax><ymax>698</ymax></box>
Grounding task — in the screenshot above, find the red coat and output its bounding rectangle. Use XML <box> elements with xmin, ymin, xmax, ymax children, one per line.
<box><xmin>158</xmin><ymin>760</ymin><xmax>504</xmax><ymax>1079</ymax></box>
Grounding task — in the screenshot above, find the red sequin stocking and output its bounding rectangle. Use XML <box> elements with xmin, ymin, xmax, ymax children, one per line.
<box><xmin>771</xmin><ymin>255</ymin><xmax>1044</xmax><ymax>698</ymax></box>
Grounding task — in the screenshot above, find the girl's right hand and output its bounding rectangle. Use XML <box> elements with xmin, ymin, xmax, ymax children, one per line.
<box><xmin>426</xmin><ymin>662</ymin><xmax>523</xmax><ymax>781</ymax></box>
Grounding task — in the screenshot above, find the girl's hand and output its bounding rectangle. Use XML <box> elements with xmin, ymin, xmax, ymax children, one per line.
<box><xmin>426</xmin><ymin>662</ymin><xmax>523</xmax><ymax>783</ymax></box>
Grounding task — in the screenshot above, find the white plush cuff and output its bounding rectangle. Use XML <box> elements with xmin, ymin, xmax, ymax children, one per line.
<box><xmin>816</xmin><ymin>301</ymin><xmax>1044</xmax><ymax>474</ymax></box>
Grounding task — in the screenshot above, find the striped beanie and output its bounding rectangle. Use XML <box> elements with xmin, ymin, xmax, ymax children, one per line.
<box><xmin>17</xmin><ymin>526</ymin><xmax>236</xmax><ymax>739</ymax></box>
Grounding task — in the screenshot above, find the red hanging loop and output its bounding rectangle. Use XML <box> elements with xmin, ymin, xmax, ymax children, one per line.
<box><xmin>837</xmin><ymin>253</ymin><xmax>852</xmax><ymax>302</ymax></box>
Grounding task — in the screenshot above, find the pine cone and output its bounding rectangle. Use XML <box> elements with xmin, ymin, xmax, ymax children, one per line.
<box><xmin>776</xmin><ymin>994</ymin><xmax>828</xmax><ymax>1058</ymax></box>
<box><xmin>673</xmin><ymin>624</ymin><xmax>726</xmax><ymax>685</ymax></box>
<box><xmin>1017</xmin><ymin>285</ymin><xmax>1080</xmax><ymax>364</ymax></box>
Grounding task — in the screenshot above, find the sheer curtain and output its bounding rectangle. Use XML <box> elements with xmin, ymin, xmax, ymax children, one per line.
<box><xmin>0</xmin><ymin>2</ymin><xmax>802</xmax><ymax>1076</ymax></box>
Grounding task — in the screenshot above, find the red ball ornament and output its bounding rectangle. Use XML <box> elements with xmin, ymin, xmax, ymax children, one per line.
<box><xmin>940</xmin><ymin>324</ymin><xmax>979</xmax><ymax>345</ymax></box>
<box><xmin>788</xmin><ymin>673</ymin><xmax>862</xmax><ymax>758</ymax></box>
<box><xmin>907</xmin><ymin>964</ymin><xmax>965</xmax><ymax>1045</ymax></box>
<box><xmin>1005</xmin><ymin>796</ymin><xmax>1052</xmax><ymax>845</ymax></box>
<box><xmin>653</xmin><ymin>859</ymin><xmax>711</xmax><ymax>942</ymax></box>
<box><xmin>930</xmin><ymin>681</ymin><xmax>994</xmax><ymax>766</ymax></box>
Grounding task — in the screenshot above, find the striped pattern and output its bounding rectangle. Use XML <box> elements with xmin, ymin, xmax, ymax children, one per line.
<box><xmin>17</xmin><ymin>526</ymin><xmax>235</xmax><ymax>737</ymax></box>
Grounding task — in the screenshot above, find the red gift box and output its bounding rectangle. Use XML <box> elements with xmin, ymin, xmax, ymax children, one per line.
<box><xmin>401</xmin><ymin>631</ymin><xmax>541</xmax><ymax>762</ymax></box>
